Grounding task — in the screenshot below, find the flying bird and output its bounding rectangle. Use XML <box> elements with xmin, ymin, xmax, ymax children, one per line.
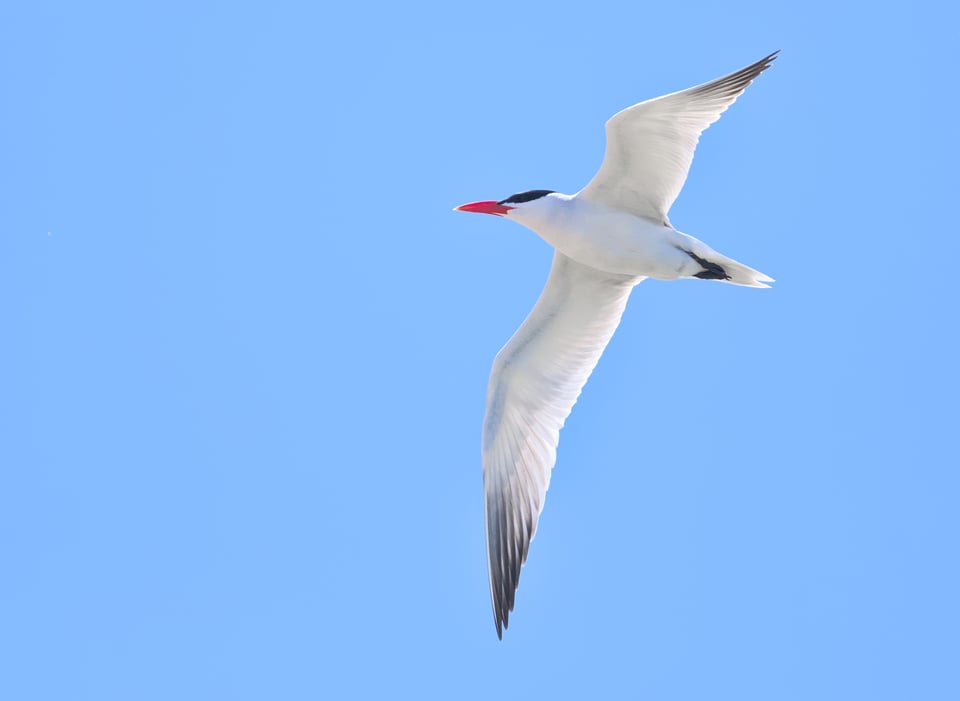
<box><xmin>456</xmin><ymin>52</ymin><xmax>778</xmax><ymax>639</ymax></box>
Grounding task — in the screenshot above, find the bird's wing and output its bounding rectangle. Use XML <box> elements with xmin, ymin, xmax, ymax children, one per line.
<box><xmin>578</xmin><ymin>51</ymin><xmax>778</xmax><ymax>223</ymax></box>
<box><xmin>483</xmin><ymin>252</ymin><xmax>640</xmax><ymax>638</ymax></box>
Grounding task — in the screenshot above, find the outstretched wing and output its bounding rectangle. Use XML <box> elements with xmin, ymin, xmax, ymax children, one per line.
<box><xmin>578</xmin><ymin>51</ymin><xmax>778</xmax><ymax>223</ymax></box>
<box><xmin>483</xmin><ymin>252</ymin><xmax>641</xmax><ymax>638</ymax></box>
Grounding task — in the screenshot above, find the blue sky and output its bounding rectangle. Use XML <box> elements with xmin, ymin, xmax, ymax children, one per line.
<box><xmin>2</xmin><ymin>1</ymin><xmax>958</xmax><ymax>699</ymax></box>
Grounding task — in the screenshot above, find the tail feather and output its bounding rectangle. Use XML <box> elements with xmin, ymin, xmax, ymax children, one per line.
<box><xmin>714</xmin><ymin>256</ymin><xmax>774</xmax><ymax>288</ymax></box>
<box><xmin>670</xmin><ymin>230</ymin><xmax>773</xmax><ymax>288</ymax></box>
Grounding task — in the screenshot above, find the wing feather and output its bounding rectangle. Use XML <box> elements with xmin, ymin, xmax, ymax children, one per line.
<box><xmin>578</xmin><ymin>51</ymin><xmax>778</xmax><ymax>223</ymax></box>
<box><xmin>483</xmin><ymin>252</ymin><xmax>641</xmax><ymax>637</ymax></box>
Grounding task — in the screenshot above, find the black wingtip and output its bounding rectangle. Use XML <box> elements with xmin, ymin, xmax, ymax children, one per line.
<box><xmin>744</xmin><ymin>50</ymin><xmax>781</xmax><ymax>76</ymax></box>
<box><xmin>494</xmin><ymin>605</ymin><xmax>508</xmax><ymax>639</ymax></box>
<box><xmin>687</xmin><ymin>50</ymin><xmax>780</xmax><ymax>103</ymax></box>
<box><xmin>755</xmin><ymin>50</ymin><xmax>781</xmax><ymax>72</ymax></box>
<box><xmin>756</xmin><ymin>50</ymin><xmax>780</xmax><ymax>65</ymax></box>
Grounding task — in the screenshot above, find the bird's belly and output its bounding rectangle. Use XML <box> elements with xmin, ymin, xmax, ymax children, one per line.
<box><xmin>535</xmin><ymin>211</ymin><xmax>688</xmax><ymax>279</ymax></box>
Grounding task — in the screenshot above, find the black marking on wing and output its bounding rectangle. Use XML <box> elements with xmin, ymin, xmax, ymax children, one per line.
<box><xmin>688</xmin><ymin>51</ymin><xmax>780</xmax><ymax>103</ymax></box>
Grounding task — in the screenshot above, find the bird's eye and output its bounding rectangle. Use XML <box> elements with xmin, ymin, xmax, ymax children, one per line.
<box><xmin>497</xmin><ymin>190</ymin><xmax>556</xmax><ymax>205</ymax></box>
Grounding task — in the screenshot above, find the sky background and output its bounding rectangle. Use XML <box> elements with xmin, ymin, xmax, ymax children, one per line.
<box><xmin>2</xmin><ymin>1</ymin><xmax>958</xmax><ymax>699</ymax></box>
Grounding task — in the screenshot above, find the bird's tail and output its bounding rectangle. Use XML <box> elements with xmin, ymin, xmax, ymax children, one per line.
<box><xmin>707</xmin><ymin>254</ymin><xmax>775</xmax><ymax>288</ymax></box>
<box><xmin>673</xmin><ymin>233</ymin><xmax>774</xmax><ymax>288</ymax></box>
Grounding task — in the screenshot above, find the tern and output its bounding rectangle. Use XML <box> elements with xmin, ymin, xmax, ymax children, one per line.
<box><xmin>456</xmin><ymin>52</ymin><xmax>778</xmax><ymax>638</ymax></box>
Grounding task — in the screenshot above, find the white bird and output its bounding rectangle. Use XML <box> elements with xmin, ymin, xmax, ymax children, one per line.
<box><xmin>456</xmin><ymin>52</ymin><xmax>778</xmax><ymax>638</ymax></box>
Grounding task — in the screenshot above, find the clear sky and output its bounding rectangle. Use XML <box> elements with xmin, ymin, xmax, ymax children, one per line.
<box><xmin>2</xmin><ymin>1</ymin><xmax>958</xmax><ymax>699</ymax></box>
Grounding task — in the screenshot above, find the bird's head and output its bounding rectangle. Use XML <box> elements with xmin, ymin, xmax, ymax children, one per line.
<box><xmin>454</xmin><ymin>189</ymin><xmax>558</xmax><ymax>223</ymax></box>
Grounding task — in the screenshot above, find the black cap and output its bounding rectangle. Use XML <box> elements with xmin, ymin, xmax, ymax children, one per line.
<box><xmin>497</xmin><ymin>190</ymin><xmax>555</xmax><ymax>205</ymax></box>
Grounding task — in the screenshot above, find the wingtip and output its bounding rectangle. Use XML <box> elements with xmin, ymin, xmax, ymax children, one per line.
<box><xmin>751</xmin><ymin>50</ymin><xmax>781</xmax><ymax>75</ymax></box>
<box><xmin>757</xmin><ymin>50</ymin><xmax>780</xmax><ymax>66</ymax></box>
<box><xmin>756</xmin><ymin>50</ymin><xmax>780</xmax><ymax>73</ymax></box>
<box><xmin>742</xmin><ymin>50</ymin><xmax>780</xmax><ymax>80</ymax></box>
